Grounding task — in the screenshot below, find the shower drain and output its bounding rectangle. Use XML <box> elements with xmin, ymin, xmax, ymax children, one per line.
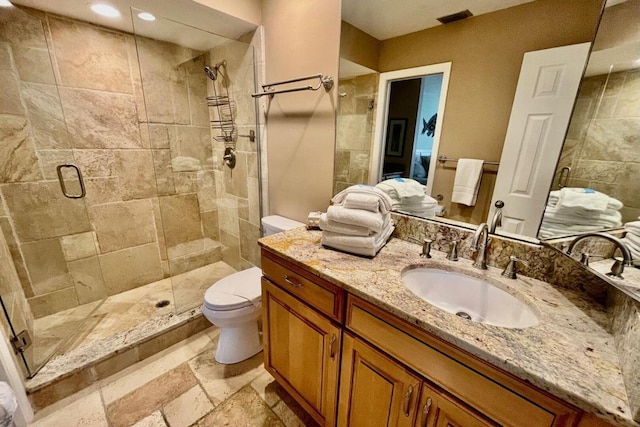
<box><xmin>155</xmin><ymin>300</ymin><xmax>170</xmax><ymax>308</ymax></box>
<box><xmin>455</xmin><ymin>311</ymin><xmax>471</xmax><ymax>320</ymax></box>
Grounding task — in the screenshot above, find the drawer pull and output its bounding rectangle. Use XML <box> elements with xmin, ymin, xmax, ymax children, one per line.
<box><xmin>421</xmin><ymin>397</ymin><xmax>432</xmax><ymax>427</ymax></box>
<box><xmin>329</xmin><ymin>334</ymin><xmax>337</xmax><ymax>359</ymax></box>
<box><xmin>403</xmin><ymin>385</ymin><xmax>414</xmax><ymax>417</ymax></box>
<box><xmin>284</xmin><ymin>275</ymin><xmax>304</xmax><ymax>288</ymax></box>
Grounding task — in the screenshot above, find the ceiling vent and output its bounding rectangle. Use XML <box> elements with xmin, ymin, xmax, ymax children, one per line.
<box><xmin>437</xmin><ymin>9</ymin><xmax>473</xmax><ymax>24</ymax></box>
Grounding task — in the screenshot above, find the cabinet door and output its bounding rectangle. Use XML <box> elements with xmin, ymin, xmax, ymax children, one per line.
<box><xmin>262</xmin><ymin>278</ymin><xmax>341</xmax><ymax>427</ymax></box>
<box><xmin>338</xmin><ymin>334</ymin><xmax>421</xmax><ymax>427</ymax></box>
<box><xmin>416</xmin><ymin>383</ymin><xmax>498</xmax><ymax>427</ymax></box>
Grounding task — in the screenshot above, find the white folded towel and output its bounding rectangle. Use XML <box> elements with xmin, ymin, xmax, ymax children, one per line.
<box><xmin>622</xmin><ymin>237</ymin><xmax>640</xmax><ymax>261</ymax></box>
<box><xmin>344</xmin><ymin>193</ymin><xmax>380</xmax><ymax>213</ymax></box>
<box><xmin>376</xmin><ymin>178</ymin><xmax>426</xmax><ymax>202</ymax></box>
<box><xmin>451</xmin><ymin>159</ymin><xmax>483</xmax><ymax>206</ymax></box>
<box><xmin>319</xmin><ymin>213</ymin><xmax>372</xmax><ymax>236</ymax></box>
<box><xmin>332</xmin><ymin>185</ymin><xmax>392</xmax><ymax>214</ymax></box>
<box><xmin>557</xmin><ymin>188</ymin><xmax>617</xmax><ymax>213</ymax></box>
<box><xmin>322</xmin><ymin>224</ymin><xmax>393</xmax><ymax>249</ymax></box>
<box><xmin>322</xmin><ymin>225</ymin><xmax>394</xmax><ymax>257</ymax></box>
<box><xmin>625</xmin><ymin>232</ymin><xmax>640</xmax><ymax>248</ymax></box>
<box><xmin>542</xmin><ymin>207</ymin><xmax>622</xmax><ymax>227</ymax></box>
<box><xmin>326</xmin><ymin>205</ymin><xmax>389</xmax><ymax>233</ymax></box>
<box><xmin>625</xmin><ymin>221</ymin><xmax>640</xmax><ymax>235</ymax></box>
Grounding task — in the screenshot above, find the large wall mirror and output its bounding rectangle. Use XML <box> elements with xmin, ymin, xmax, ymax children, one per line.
<box><xmin>334</xmin><ymin>0</ymin><xmax>606</xmax><ymax>241</ymax></box>
<box><xmin>538</xmin><ymin>0</ymin><xmax>640</xmax><ymax>240</ymax></box>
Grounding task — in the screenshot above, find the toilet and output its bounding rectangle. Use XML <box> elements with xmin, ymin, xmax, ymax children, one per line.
<box><xmin>202</xmin><ymin>215</ymin><xmax>304</xmax><ymax>364</ymax></box>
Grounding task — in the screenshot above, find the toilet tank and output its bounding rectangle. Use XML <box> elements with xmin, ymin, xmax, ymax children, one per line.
<box><xmin>261</xmin><ymin>215</ymin><xmax>305</xmax><ymax>236</ymax></box>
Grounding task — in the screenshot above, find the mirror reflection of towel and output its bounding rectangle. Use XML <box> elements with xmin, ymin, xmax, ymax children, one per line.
<box><xmin>451</xmin><ymin>159</ymin><xmax>483</xmax><ymax>206</ymax></box>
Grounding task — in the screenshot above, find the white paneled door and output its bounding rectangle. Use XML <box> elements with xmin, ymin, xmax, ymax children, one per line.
<box><xmin>489</xmin><ymin>43</ymin><xmax>591</xmax><ymax>238</ymax></box>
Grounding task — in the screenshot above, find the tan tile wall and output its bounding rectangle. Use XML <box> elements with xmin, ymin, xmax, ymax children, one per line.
<box><xmin>334</xmin><ymin>74</ymin><xmax>378</xmax><ymax>195</ymax></box>
<box><xmin>557</xmin><ymin>70</ymin><xmax>640</xmax><ymax>222</ymax></box>
<box><xmin>0</xmin><ymin>7</ymin><xmax>262</xmax><ymax>323</ymax></box>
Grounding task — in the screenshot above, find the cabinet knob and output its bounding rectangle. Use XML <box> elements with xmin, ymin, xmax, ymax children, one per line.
<box><xmin>403</xmin><ymin>385</ymin><xmax>414</xmax><ymax>417</ymax></box>
<box><xmin>421</xmin><ymin>397</ymin><xmax>432</xmax><ymax>427</ymax></box>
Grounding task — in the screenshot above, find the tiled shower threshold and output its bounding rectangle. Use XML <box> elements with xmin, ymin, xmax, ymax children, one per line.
<box><xmin>24</xmin><ymin>261</ymin><xmax>237</xmax><ymax>410</ymax></box>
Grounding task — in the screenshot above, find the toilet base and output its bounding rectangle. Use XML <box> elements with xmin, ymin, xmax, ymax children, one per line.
<box><xmin>215</xmin><ymin>321</ymin><xmax>262</xmax><ymax>364</ymax></box>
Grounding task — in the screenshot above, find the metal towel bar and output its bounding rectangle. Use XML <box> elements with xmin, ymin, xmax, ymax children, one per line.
<box><xmin>251</xmin><ymin>73</ymin><xmax>334</xmax><ymax>98</ymax></box>
<box><xmin>437</xmin><ymin>155</ymin><xmax>500</xmax><ymax>166</ymax></box>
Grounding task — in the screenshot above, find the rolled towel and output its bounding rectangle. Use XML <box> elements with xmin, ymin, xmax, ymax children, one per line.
<box><xmin>451</xmin><ymin>159</ymin><xmax>484</xmax><ymax>206</ymax></box>
<box><xmin>322</xmin><ymin>225</ymin><xmax>394</xmax><ymax>257</ymax></box>
<box><xmin>319</xmin><ymin>213</ymin><xmax>372</xmax><ymax>236</ymax></box>
<box><xmin>344</xmin><ymin>193</ymin><xmax>380</xmax><ymax>213</ymax></box>
<box><xmin>326</xmin><ymin>205</ymin><xmax>389</xmax><ymax>233</ymax></box>
<box><xmin>332</xmin><ymin>185</ymin><xmax>392</xmax><ymax>214</ymax></box>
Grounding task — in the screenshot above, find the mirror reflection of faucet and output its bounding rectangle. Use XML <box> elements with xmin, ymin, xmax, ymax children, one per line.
<box><xmin>566</xmin><ymin>232</ymin><xmax>633</xmax><ymax>279</ymax></box>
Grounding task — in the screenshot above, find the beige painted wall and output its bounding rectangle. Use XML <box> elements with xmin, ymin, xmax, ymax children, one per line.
<box><xmin>340</xmin><ymin>21</ymin><xmax>380</xmax><ymax>72</ymax></box>
<box><xmin>261</xmin><ymin>0</ymin><xmax>341</xmax><ymax>223</ymax></box>
<box><xmin>378</xmin><ymin>0</ymin><xmax>604</xmax><ymax>224</ymax></box>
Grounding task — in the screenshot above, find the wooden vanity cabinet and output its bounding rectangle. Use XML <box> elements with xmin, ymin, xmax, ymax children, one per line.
<box><xmin>338</xmin><ymin>334</ymin><xmax>497</xmax><ymax>427</ymax></box>
<box><xmin>261</xmin><ymin>250</ymin><xmax>345</xmax><ymax>427</ymax></box>
<box><xmin>338</xmin><ymin>333</ymin><xmax>422</xmax><ymax>427</ymax></box>
<box><xmin>261</xmin><ymin>250</ymin><xmax>613</xmax><ymax>427</ymax></box>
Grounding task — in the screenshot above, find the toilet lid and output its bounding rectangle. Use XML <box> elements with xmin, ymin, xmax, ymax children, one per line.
<box><xmin>204</xmin><ymin>267</ymin><xmax>262</xmax><ymax>311</ymax></box>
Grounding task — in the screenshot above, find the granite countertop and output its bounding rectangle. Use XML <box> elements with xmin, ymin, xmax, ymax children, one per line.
<box><xmin>590</xmin><ymin>259</ymin><xmax>640</xmax><ymax>301</ymax></box>
<box><xmin>259</xmin><ymin>228</ymin><xmax>637</xmax><ymax>427</ymax></box>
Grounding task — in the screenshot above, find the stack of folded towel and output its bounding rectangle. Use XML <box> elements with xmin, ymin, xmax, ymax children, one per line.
<box><xmin>375</xmin><ymin>178</ymin><xmax>438</xmax><ymax>218</ymax></box>
<box><xmin>320</xmin><ymin>185</ymin><xmax>394</xmax><ymax>257</ymax></box>
<box><xmin>539</xmin><ymin>188</ymin><xmax>623</xmax><ymax>238</ymax></box>
<box><xmin>622</xmin><ymin>219</ymin><xmax>640</xmax><ymax>263</ymax></box>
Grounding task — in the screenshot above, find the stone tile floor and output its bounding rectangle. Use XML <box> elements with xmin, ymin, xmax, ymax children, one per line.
<box><xmin>29</xmin><ymin>327</ymin><xmax>319</xmax><ymax>427</ymax></box>
<box><xmin>31</xmin><ymin>261</ymin><xmax>236</xmax><ymax>371</ymax></box>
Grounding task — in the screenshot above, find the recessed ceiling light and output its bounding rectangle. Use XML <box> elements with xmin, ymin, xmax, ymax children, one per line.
<box><xmin>137</xmin><ymin>12</ymin><xmax>156</xmax><ymax>21</ymax></box>
<box><xmin>90</xmin><ymin>3</ymin><xmax>121</xmax><ymax>18</ymax></box>
<box><xmin>0</xmin><ymin>0</ymin><xmax>13</xmax><ymax>7</ymax></box>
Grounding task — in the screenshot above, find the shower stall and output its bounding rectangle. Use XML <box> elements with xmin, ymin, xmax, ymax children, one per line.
<box><xmin>0</xmin><ymin>4</ymin><xmax>263</xmax><ymax>379</ymax></box>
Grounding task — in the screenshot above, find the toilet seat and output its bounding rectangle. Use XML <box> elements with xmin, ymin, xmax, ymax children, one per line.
<box><xmin>203</xmin><ymin>267</ymin><xmax>262</xmax><ymax>311</ymax></box>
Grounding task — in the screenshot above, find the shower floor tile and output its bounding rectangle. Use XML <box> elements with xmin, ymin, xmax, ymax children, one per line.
<box><xmin>29</xmin><ymin>328</ymin><xmax>319</xmax><ymax>427</ymax></box>
<box><xmin>31</xmin><ymin>261</ymin><xmax>237</xmax><ymax>376</ymax></box>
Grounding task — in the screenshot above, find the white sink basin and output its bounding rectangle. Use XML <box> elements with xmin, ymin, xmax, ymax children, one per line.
<box><xmin>401</xmin><ymin>268</ymin><xmax>539</xmax><ymax>329</ymax></box>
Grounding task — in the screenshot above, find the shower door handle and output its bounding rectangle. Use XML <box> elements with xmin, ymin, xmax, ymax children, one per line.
<box><xmin>56</xmin><ymin>164</ymin><xmax>86</xmax><ymax>199</ymax></box>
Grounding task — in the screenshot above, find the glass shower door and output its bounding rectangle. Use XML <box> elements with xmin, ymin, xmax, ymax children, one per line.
<box><xmin>0</xmin><ymin>6</ymin><xmax>110</xmax><ymax>375</ymax></box>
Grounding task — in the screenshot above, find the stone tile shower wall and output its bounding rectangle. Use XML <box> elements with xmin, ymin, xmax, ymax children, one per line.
<box><xmin>557</xmin><ymin>69</ymin><xmax>640</xmax><ymax>222</ymax></box>
<box><xmin>0</xmin><ymin>8</ymin><xmax>261</xmax><ymax>321</ymax></box>
<box><xmin>208</xmin><ymin>38</ymin><xmax>262</xmax><ymax>271</ymax></box>
<box><xmin>334</xmin><ymin>73</ymin><xmax>378</xmax><ymax>194</ymax></box>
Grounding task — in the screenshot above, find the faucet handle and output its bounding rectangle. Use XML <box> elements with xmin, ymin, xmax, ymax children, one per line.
<box><xmin>421</xmin><ymin>239</ymin><xmax>432</xmax><ymax>258</ymax></box>
<box><xmin>446</xmin><ymin>241</ymin><xmax>458</xmax><ymax>261</ymax></box>
<box><xmin>501</xmin><ymin>256</ymin><xmax>529</xmax><ymax>279</ymax></box>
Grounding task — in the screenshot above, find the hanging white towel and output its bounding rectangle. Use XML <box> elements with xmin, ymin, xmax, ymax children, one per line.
<box><xmin>451</xmin><ymin>159</ymin><xmax>484</xmax><ymax>206</ymax></box>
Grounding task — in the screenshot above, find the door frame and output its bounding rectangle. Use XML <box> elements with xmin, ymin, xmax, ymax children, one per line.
<box><xmin>369</xmin><ymin>63</ymin><xmax>451</xmax><ymax>196</ymax></box>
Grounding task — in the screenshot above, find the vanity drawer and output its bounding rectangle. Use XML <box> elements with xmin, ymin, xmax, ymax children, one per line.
<box><xmin>346</xmin><ymin>296</ymin><xmax>580</xmax><ymax>427</ymax></box>
<box><xmin>261</xmin><ymin>249</ymin><xmax>345</xmax><ymax>322</ymax></box>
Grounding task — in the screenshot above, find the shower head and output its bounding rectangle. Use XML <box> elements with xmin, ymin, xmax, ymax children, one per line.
<box><xmin>204</xmin><ymin>65</ymin><xmax>217</xmax><ymax>81</ymax></box>
<box><xmin>204</xmin><ymin>60</ymin><xmax>227</xmax><ymax>81</ymax></box>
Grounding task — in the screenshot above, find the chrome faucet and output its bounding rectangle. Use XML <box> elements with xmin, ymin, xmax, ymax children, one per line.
<box><xmin>471</xmin><ymin>223</ymin><xmax>489</xmax><ymax>270</ymax></box>
<box><xmin>566</xmin><ymin>232</ymin><xmax>633</xmax><ymax>279</ymax></box>
<box><xmin>489</xmin><ymin>200</ymin><xmax>504</xmax><ymax>233</ymax></box>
